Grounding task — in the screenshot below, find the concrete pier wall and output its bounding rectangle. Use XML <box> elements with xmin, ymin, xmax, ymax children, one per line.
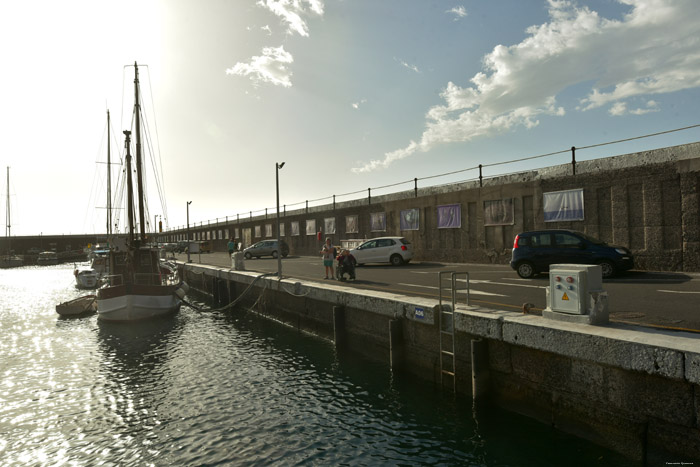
<box><xmin>181</xmin><ymin>262</ymin><xmax>700</xmax><ymax>463</ymax></box>
<box><xmin>169</xmin><ymin>141</ymin><xmax>700</xmax><ymax>273</ymax></box>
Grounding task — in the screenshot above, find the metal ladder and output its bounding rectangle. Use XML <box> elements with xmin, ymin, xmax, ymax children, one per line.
<box><xmin>438</xmin><ymin>271</ymin><xmax>470</xmax><ymax>392</ymax></box>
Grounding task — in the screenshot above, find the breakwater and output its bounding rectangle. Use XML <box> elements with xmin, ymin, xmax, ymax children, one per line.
<box><xmin>167</xmin><ymin>141</ymin><xmax>700</xmax><ymax>273</ymax></box>
<box><xmin>181</xmin><ymin>260</ymin><xmax>700</xmax><ymax>463</ymax></box>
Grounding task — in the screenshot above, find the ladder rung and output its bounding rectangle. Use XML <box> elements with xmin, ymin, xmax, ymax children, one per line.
<box><xmin>441</xmin><ymin>350</ymin><xmax>454</xmax><ymax>356</ymax></box>
<box><xmin>441</xmin><ymin>370</ymin><xmax>455</xmax><ymax>376</ymax></box>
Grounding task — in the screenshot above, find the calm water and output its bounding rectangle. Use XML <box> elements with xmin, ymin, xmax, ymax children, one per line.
<box><xmin>0</xmin><ymin>264</ymin><xmax>636</xmax><ymax>466</ymax></box>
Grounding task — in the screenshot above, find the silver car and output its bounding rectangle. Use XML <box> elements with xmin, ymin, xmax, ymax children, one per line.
<box><xmin>350</xmin><ymin>237</ymin><xmax>413</xmax><ymax>266</ymax></box>
<box><xmin>243</xmin><ymin>240</ymin><xmax>289</xmax><ymax>259</ymax></box>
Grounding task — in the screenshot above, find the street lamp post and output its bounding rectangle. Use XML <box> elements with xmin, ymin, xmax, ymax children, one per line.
<box><xmin>276</xmin><ymin>162</ymin><xmax>285</xmax><ymax>278</ymax></box>
<box><xmin>186</xmin><ymin>201</ymin><xmax>192</xmax><ymax>263</ymax></box>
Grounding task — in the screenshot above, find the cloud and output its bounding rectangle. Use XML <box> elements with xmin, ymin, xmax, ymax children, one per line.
<box><xmin>396</xmin><ymin>58</ymin><xmax>421</xmax><ymax>73</ymax></box>
<box><xmin>353</xmin><ymin>0</ymin><xmax>700</xmax><ymax>173</ymax></box>
<box><xmin>226</xmin><ymin>46</ymin><xmax>294</xmax><ymax>87</ymax></box>
<box><xmin>609</xmin><ymin>99</ymin><xmax>660</xmax><ymax>116</ymax></box>
<box><xmin>446</xmin><ymin>6</ymin><xmax>467</xmax><ymax>20</ymax></box>
<box><xmin>351</xmin><ymin>99</ymin><xmax>367</xmax><ymax>109</ymax></box>
<box><xmin>256</xmin><ymin>0</ymin><xmax>324</xmax><ymax>37</ymax></box>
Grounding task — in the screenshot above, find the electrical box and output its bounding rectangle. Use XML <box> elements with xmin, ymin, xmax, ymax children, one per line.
<box><xmin>548</xmin><ymin>264</ymin><xmax>603</xmax><ymax>315</ymax></box>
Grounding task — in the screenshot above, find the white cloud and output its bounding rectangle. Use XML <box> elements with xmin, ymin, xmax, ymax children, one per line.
<box><xmin>226</xmin><ymin>45</ymin><xmax>294</xmax><ymax>87</ymax></box>
<box><xmin>353</xmin><ymin>0</ymin><xmax>700</xmax><ymax>172</ymax></box>
<box><xmin>609</xmin><ymin>99</ymin><xmax>660</xmax><ymax>116</ymax></box>
<box><xmin>257</xmin><ymin>0</ymin><xmax>325</xmax><ymax>37</ymax></box>
<box><xmin>398</xmin><ymin>59</ymin><xmax>421</xmax><ymax>73</ymax></box>
<box><xmin>446</xmin><ymin>6</ymin><xmax>467</xmax><ymax>20</ymax></box>
<box><xmin>352</xmin><ymin>99</ymin><xmax>367</xmax><ymax>110</ymax></box>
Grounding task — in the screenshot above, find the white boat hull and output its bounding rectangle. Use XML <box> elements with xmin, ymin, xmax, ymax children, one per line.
<box><xmin>97</xmin><ymin>284</ymin><xmax>182</xmax><ymax>322</ymax></box>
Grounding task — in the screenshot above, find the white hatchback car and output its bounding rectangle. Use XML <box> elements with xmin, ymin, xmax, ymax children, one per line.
<box><xmin>350</xmin><ymin>236</ymin><xmax>413</xmax><ymax>266</ymax></box>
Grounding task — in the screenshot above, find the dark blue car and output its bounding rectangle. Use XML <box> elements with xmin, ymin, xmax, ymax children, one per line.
<box><xmin>510</xmin><ymin>229</ymin><xmax>634</xmax><ymax>279</ymax></box>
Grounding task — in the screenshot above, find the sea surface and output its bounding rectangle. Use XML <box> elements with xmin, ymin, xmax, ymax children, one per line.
<box><xmin>0</xmin><ymin>263</ymin><xmax>637</xmax><ymax>466</ymax></box>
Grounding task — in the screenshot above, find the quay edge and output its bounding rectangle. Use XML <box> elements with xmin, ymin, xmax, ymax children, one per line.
<box><xmin>179</xmin><ymin>261</ymin><xmax>700</xmax><ymax>463</ymax></box>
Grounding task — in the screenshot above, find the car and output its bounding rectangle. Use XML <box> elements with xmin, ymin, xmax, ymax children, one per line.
<box><xmin>27</xmin><ymin>247</ymin><xmax>40</xmax><ymax>255</ymax></box>
<box><xmin>175</xmin><ymin>241</ymin><xmax>189</xmax><ymax>253</ymax></box>
<box><xmin>349</xmin><ymin>236</ymin><xmax>413</xmax><ymax>266</ymax></box>
<box><xmin>243</xmin><ymin>240</ymin><xmax>289</xmax><ymax>259</ymax></box>
<box><xmin>510</xmin><ymin>229</ymin><xmax>634</xmax><ymax>279</ymax></box>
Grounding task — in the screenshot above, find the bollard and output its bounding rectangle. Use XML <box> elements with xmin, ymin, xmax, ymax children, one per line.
<box><xmin>471</xmin><ymin>338</ymin><xmax>491</xmax><ymax>400</ymax></box>
<box><xmin>333</xmin><ymin>306</ymin><xmax>345</xmax><ymax>349</ymax></box>
<box><xmin>389</xmin><ymin>319</ymin><xmax>404</xmax><ymax>370</ymax></box>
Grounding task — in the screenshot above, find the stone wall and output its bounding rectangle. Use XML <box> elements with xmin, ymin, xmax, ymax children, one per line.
<box><xmin>182</xmin><ymin>263</ymin><xmax>700</xmax><ymax>462</ymax></box>
<box><xmin>175</xmin><ymin>141</ymin><xmax>700</xmax><ymax>272</ymax></box>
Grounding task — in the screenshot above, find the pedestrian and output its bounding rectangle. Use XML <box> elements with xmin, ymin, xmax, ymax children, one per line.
<box><xmin>228</xmin><ymin>237</ymin><xmax>236</xmax><ymax>255</ymax></box>
<box><xmin>320</xmin><ymin>237</ymin><xmax>336</xmax><ymax>279</ymax></box>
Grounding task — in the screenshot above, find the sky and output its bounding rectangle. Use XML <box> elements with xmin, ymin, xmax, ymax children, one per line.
<box><xmin>1</xmin><ymin>0</ymin><xmax>700</xmax><ymax>236</ymax></box>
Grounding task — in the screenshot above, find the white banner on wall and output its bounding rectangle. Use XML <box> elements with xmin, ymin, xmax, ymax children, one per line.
<box><xmin>324</xmin><ymin>217</ymin><xmax>336</xmax><ymax>234</ymax></box>
<box><xmin>544</xmin><ymin>188</ymin><xmax>584</xmax><ymax>222</ymax></box>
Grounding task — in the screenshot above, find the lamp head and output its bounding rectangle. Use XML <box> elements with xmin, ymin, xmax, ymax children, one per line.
<box><xmin>278</xmin><ymin>162</ymin><xmax>285</xmax><ymax>169</ymax></box>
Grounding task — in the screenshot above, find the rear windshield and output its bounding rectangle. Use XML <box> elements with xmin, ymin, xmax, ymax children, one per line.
<box><xmin>399</xmin><ymin>238</ymin><xmax>411</xmax><ymax>245</ymax></box>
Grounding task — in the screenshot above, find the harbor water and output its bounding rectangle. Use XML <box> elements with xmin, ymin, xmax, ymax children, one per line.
<box><xmin>0</xmin><ymin>264</ymin><xmax>636</xmax><ymax>466</ymax></box>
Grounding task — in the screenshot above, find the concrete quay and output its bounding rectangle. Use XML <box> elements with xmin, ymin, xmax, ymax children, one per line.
<box><xmin>177</xmin><ymin>257</ymin><xmax>700</xmax><ymax>463</ymax></box>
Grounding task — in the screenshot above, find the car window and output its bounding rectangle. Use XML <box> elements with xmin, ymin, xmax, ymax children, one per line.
<box><xmin>554</xmin><ymin>233</ymin><xmax>581</xmax><ymax>248</ymax></box>
<box><xmin>361</xmin><ymin>241</ymin><xmax>377</xmax><ymax>249</ymax></box>
<box><xmin>377</xmin><ymin>239</ymin><xmax>394</xmax><ymax>247</ymax></box>
<box><xmin>400</xmin><ymin>238</ymin><xmax>410</xmax><ymax>245</ymax></box>
<box><xmin>530</xmin><ymin>233</ymin><xmax>551</xmax><ymax>247</ymax></box>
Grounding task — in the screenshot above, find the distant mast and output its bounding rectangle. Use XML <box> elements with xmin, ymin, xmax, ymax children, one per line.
<box><xmin>107</xmin><ymin>110</ymin><xmax>112</xmax><ymax>236</ymax></box>
<box><xmin>133</xmin><ymin>62</ymin><xmax>147</xmax><ymax>244</ymax></box>
<box><xmin>5</xmin><ymin>167</ymin><xmax>9</xmax><ymax>253</ymax></box>
<box><xmin>124</xmin><ymin>131</ymin><xmax>135</xmax><ymax>246</ymax></box>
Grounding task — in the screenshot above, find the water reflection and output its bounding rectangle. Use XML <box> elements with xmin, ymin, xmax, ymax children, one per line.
<box><xmin>0</xmin><ymin>266</ymin><xmax>637</xmax><ymax>466</ymax></box>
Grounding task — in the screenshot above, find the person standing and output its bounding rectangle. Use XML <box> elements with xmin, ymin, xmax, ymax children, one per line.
<box><xmin>228</xmin><ymin>238</ymin><xmax>236</xmax><ymax>256</ymax></box>
<box><xmin>320</xmin><ymin>237</ymin><xmax>336</xmax><ymax>279</ymax></box>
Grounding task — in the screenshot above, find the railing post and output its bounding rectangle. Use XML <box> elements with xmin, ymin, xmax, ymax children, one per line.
<box><xmin>265</xmin><ymin>208</ymin><xmax>268</xmax><ymax>219</ymax></box>
<box><xmin>306</xmin><ymin>200</ymin><xmax>308</xmax><ymax>213</ymax></box>
<box><xmin>479</xmin><ymin>164</ymin><xmax>483</xmax><ymax>187</ymax></box>
<box><xmin>284</xmin><ymin>204</ymin><xmax>286</xmax><ymax>216</ymax></box>
<box><xmin>414</xmin><ymin>178</ymin><xmax>418</xmax><ymax>198</ymax></box>
<box><xmin>571</xmin><ymin>146</ymin><xmax>576</xmax><ymax>175</ymax></box>
<box><xmin>368</xmin><ymin>188</ymin><xmax>371</xmax><ymax>205</ymax></box>
<box><xmin>333</xmin><ymin>195</ymin><xmax>336</xmax><ymax>211</ymax></box>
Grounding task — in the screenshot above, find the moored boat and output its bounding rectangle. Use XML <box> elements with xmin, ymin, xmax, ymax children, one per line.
<box><xmin>96</xmin><ymin>63</ymin><xmax>187</xmax><ymax>322</ymax></box>
<box><xmin>56</xmin><ymin>295</ymin><xmax>97</xmax><ymax>316</ymax></box>
<box><xmin>37</xmin><ymin>251</ymin><xmax>59</xmax><ymax>265</ymax></box>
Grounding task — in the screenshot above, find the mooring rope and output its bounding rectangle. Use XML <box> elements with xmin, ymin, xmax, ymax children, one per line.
<box><xmin>181</xmin><ymin>272</ymin><xmax>277</xmax><ymax>313</ymax></box>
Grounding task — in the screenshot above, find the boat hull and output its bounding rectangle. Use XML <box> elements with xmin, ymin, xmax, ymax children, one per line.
<box><xmin>56</xmin><ymin>295</ymin><xmax>97</xmax><ymax>316</ymax></box>
<box><xmin>97</xmin><ymin>284</ymin><xmax>181</xmax><ymax>322</ymax></box>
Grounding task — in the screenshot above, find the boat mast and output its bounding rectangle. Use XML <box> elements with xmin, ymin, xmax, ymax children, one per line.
<box><xmin>123</xmin><ymin>131</ymin><xmax>135</xmax><ymax>246</ymax></box>
<box><xmin>133</xmin><ymin>62</ymin><xmax>147</xmax><ymax>244</ymax></box>
<box><xmin>107</xmin><ymin>110</ymin><xmax>112</xmax><ymax>236</ymax></box>
<box><xmin>5</xmin><ymin>167</ymin><xmax>9</xmax><ymax>254</ymax></box>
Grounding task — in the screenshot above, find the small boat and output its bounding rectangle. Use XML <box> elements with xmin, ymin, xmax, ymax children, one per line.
<box><xmin>74</xmin><ymin>266</ymin><xmax>100</xmax><ymax>289</ymax></box>
<box><xmin>56</xmin><ymin>295</ymin><xmax>97</xmax><ymax>316</ymax></box>
<box><xmin>37</xmin><ymin>251</ymin><xmax>59</xmax><ymax>265</ymax></box>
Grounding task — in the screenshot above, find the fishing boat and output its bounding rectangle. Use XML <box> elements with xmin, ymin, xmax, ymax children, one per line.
<box><xmin>56</xmin><ymin>295</ymin><xmax>97</xmax><ymax>316</ymax></box>
<box><xmin>96</xmin><ymin>63</ymin><xmax>187</xmax><ymax>322</ymax></box>
<box><xmin>75</xmin><ymin>265</ymin><xmax>100</xmax><ymax>289</ymax></box>
<box><xmin>37</xmin><ymin>251</ymin><xmax>59</xmax><ymax>265</ymax></box>
<box><xmin>1</xmin><ymin>167</ymin><xmax>23</xmax><ymax>269</ymax></box>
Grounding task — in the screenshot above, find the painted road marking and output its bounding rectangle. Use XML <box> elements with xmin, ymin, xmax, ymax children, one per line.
<box><xmin>398</xmin><ymin>283</ymin><xmax>507</xmax><ymax>297</ymax></box>
<box><xmin>658</xmin><ymin>290</ymin><xmax>700</xmax><ymax>294</ymax></box>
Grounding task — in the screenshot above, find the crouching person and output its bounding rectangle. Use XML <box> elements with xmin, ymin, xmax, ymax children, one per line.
<box><xmin>336</xmin><ymin>249</ymin><xmax>356</xmax><ymax>281</ymax></box>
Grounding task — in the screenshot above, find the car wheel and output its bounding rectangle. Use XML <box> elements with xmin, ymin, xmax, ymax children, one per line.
<box><xmin>244</xmin><ymin>252</ymin><xmax>252</xmax><ymax>260</ymax></box>
<box><xmin>599</xmin><ymin>260</ymin><xmax>615</xmax><ymax>278</ymax></box>
<box><xmin>390</xmin><ymin>254</ymin><xmax>404</xmax><ymax>266</ymax></box>
<box><xmin>516</xmin><ymin>261</ymin><xmax>536</xmax><ymax>279</ymax></box>
<box><xmin>272</xmin><ymin>251</ymin><xmax>278</xmax><ymax>258</ymax></box>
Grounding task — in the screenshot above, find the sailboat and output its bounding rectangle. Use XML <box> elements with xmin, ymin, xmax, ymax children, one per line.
<box><xmin>96</xmin><ymin>63</ymin><xmax>187</xmax><ymax>322</ymax></box>
<box><xmin>1</xmin><ymin>167</ymin><xmax>23</xmax><ymax>269</ymax></box>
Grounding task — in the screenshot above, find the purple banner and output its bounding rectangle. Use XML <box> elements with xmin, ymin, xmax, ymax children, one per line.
<box><xmin>437</xmin><ymin>204</ymin><xmax>461</xmax><ymax>229</ymax></box>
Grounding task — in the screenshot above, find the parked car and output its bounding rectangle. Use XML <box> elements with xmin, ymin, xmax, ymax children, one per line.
<box><xmin>243</xmin><ymin>240</ymin><xmax>289</xmax><ymax>259</ymax></box>
<box><xmin>510</xmin><ymin>229</ymin><xmax>634</xmax><ymax>279</ymax></box>
<box><xmin>350</xmin><ymin>236</ymin><xmax>413</xmax><ymax>266</ymax></box>
<box><xmin>175</xmin><ymin>241</ymin><xmax>189</xmax><ymax>253</ymax></box>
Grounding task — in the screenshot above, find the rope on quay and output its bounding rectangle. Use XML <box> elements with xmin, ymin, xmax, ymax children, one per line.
<box><xmin>181</xmin><ymin>272</ymin><xmax>278</xmax><ymax>313</ymax></box>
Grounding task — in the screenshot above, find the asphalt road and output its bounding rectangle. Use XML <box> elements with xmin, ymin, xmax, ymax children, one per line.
<box><xmin>174</xmin><ymin>252</ymin><xmax>700</xmax><ymax>334</ymax></box>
